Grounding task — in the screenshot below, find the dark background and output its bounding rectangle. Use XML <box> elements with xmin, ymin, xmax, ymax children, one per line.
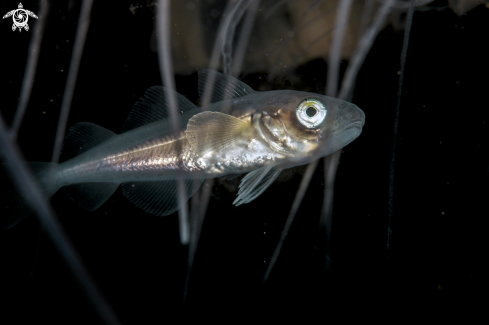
<box><xmin>1</xmin><ymin>0</ymin><xmax>487</xmax><ymax>323</ymax></box>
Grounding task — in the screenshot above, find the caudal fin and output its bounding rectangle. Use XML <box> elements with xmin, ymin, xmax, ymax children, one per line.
<box><xmin>0</xmin><ymin>162</ymin><xmax>59</xmax><ymax>229</ymax></box>
<box><xmin>60</xmin><ymin>122</ymin><xmax>120</xmax><ymax>212</ymax></box>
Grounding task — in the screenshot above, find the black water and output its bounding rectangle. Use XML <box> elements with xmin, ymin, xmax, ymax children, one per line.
<box><xmin>1</xmin><ymin>1</ymin><xmax>487</xmax><ymax>323</ymax></box>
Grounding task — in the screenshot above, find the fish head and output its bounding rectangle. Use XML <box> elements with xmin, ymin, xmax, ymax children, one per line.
<box><xmin>254</xmin><ymin>90</ymin><xmax>365</xmax><ymax>166</ymax></box>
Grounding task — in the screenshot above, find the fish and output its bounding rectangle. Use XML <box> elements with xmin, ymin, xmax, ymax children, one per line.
<box><xmin>1</xmin><ymin>70</ymin><xmax>365</xmax><ymax>228</ymax></box>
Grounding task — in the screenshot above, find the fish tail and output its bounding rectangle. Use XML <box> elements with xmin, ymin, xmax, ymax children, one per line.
<box><xmin>0</xmin><ymin>162</ymin><xmax>60</xmax><ymax>229</ymax></box>
<box><xmin>60</xmin><ymin>122</ymin><xmax>119</xmax><ymax>212</ymax></box>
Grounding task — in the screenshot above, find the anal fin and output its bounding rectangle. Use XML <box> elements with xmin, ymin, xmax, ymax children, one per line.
<box><xmin>65</xmin><ymin>182</ymin><xmax>119</xmax><ymax>211</ymax></box>
<box><xmin>121</xmin><ymin>178</ymin><xmax>204</xmax><ymax>216</ymax></box>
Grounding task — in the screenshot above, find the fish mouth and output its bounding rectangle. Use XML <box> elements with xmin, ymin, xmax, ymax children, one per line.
<box><xmin>336</xmin><ymin>119</ymin><xmax>364</xmax><ymax>134</ymax></box>
<box><xmin>348</xmin><ymin>118</ymin><xmax>365</xmax><ymax>128</ymax></box>
<box><xmin>331</xmin><ymin>119</ymin><xmax>364</xmax><ymax>151</ymax></box>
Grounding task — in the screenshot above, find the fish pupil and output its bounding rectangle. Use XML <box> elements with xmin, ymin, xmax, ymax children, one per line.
<box><xmin>306</xmin><ymin>106</ymin><xmax>317</xmax><ymax>117</ymax></box>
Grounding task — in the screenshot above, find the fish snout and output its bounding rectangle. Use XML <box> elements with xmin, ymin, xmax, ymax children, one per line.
<box><xmin>329</xmin><ymin>102</ymin><xmax>365</xmax><ymax>150</ymax></box>
<box><xmin>344</xmin><ymin>103</ymin><xmax>365</xmax><ymax>128</ymax></box>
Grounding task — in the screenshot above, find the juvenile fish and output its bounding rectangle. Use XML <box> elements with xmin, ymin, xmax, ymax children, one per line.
<box><xmin>3</xmin><ymin>70</ymin><xmax>365</xmax><ymax>226</ymax></box>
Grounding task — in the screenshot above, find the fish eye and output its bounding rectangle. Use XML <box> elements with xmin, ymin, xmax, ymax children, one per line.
<box><xmin>306</xmin><ymin>106</ymin><xmax>317</xmax><ymax>117</ymax></box>
<box><xmin>296</xmin><ymin>98</ymin><xmax>327</xmax><ymax>128</ymax></box>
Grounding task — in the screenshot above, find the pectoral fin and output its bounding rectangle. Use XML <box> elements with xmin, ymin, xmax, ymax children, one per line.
<box><xmin>185</xmin><ymin>111</ymin><xmax>248</xmax><ymax>157</ymax></box>
<box><xmin>234</xmin><ymin>166</ymin><xmax>281</xmax><ymax>206</ymax></box>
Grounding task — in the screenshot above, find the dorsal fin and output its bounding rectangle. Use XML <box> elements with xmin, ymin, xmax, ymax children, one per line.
<box><xmin>122</xmin><ymin>86</ymin><xmax>197</xmax><ymax>133</ymax></box>
<box><xmin>198</xmin><ymin>70</ymin><xmax>255</xmax><ymax>104</ymax></box>
<box><xmin>62</xmin><ymin>122</ymin><xmax>116</xmax><ymax>161</ymax></box>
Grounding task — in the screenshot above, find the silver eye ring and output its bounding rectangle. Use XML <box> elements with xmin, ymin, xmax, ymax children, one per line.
<box><xmin>296</xmin><ymin>98</ymin><xmax>327</xmax><ymax>128</ymax></box>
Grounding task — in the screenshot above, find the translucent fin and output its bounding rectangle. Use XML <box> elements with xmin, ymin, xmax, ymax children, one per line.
<box><xmin>64</xmin><ymin>182</ymin><xmax>119</xmax><ymax>211</ymax></box>
<box><xmin>0</xmin><ymin>162</ymin><xmax>59</xmax><ymax>229</ymax></box>
<box><xmin>198</xmin><ymin>69</ymin><xmax>255</xmax><ymax>103</ymax></box>
<box><xmin>122</xmin><ymin>86</ymin><xmax>197</xmax><ymax>132</ymax></box>
<box><xmin>62</xmin><ymin>122</ymin><xmax>116</xmax><ymax>161</ymax></box>
<box><xmin>186</xmin><ymin>111</ymin><xmax>248</xmax><ymax>157</ymax></box>
<box><xmin>234</xmin><ymin>166</ymin><xmax>281</xmax><ymax>206</ymax></box>
<box><xmin>121</xmin><ymin>178</ymin><xmax>204</xmax><ymax>216</ymax></box>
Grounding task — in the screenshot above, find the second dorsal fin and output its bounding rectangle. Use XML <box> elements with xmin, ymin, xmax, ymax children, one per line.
<box><xmin>198</xmin><ymin>70</ymin><xmax>255</xmax><ymax>104</ymax></box>
<box><xmin>62</xmin><ymin>122</ymin><xmax>116</xmax><ymax>161</ymax></box>
<box><xmin>122</xmin><ymin>86</ymin><xmax>197</xmax><ymax>133</ymax></box>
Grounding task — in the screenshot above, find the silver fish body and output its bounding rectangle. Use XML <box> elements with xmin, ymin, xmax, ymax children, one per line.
<box><xmin>18</xmin><ymin>70</ymin><xmax>366</xmax><ymax>218</ymax></box>
<box><xmin>56</xmin><ymin>92</ymin><xmax>363</xmax><ymax>180</ymax></box>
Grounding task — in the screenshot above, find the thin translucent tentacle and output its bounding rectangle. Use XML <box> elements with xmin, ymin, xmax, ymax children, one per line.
<box><xmin>156</xmin><ymin>0</ymin><xmax>189</xmax><ymax>245</ymax></box>
<box><xmin>0</xmin><ymin>113</ymin><xmax>121</xmax><ymax>325</ymax></box>
<box><xmin>185</xmin><ymin>0</ymin><xmax>239</xmax><ymax>301</ymax></box>
<box><xmin>10</xmin><ymin>0</ymin><xmax>48</xmax><ymax>139</ymax></box>
<box><xmin>339</xmin><ymin>0</ymin><xmax>395</xmax><ymax>99</ymax></box>
<box><xmin>387</xmin><ymin>0</ymin><xmax>416</xmax><ymax>264</ymax></box>
<box><xmin>51</xmin><ymin>0</ymin><xmax>93</xmax><ymax>163</ymax></box>
<box><xmin>262</xmin><ymin>159</ymin><xmax>319</xmax><ymax>283</ymax></box>
<box><xmin>221</xmin><ymin>0</ymin><xmax>254</xmax><ymax>75</ymax></box>
<box><xmin>231</xmin><ymin>0</ymin><xmax>261</xmax><ymax>77</ymax></box>
<box><xmin>326</xmin><ymin>0</ymin><xmax>353</xmax><ymax>97</ymax></box>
